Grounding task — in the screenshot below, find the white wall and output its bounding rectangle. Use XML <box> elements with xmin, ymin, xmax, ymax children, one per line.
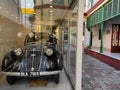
<box><xmin>84</xmin><ymin>23</ymin><xmax>90</xmax><ymax>48</ymax></box>
<box><xmin>91</xmin><ymin>23</ymin><xmax>111</xmax><ymax>51</ymax></box>
<box><xmin>103</xmin><ymin>21</ymin><xmax>112</xmax><ymax>51</ymax></box>
<box><xmin>92</xmin><ymin>24</ymin><xmax>100</xmax><ymax>48</ymax></box>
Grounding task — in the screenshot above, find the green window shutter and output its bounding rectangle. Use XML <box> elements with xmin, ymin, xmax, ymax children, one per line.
<box><xmin>113</xmin><ymin>0</ymin><xmax>118</xmax><ymax>16</ymax></box>
<box><xmin>90</xmin><ymin>15</ymin><xmax>92</xmax><ymax>27</ymax></box>
<box><xmin>96</xmin><ymin>11</ymin><xmax>98</xmax><ymax>23</ymax></box>
<box><xmin>87</xmin><ymin>17</ymin><xmax>91</xmax><ymax>28</ymax></box>
<box><xmin>104</xmin><ymin>5</ymin><xmax>108</xmax><ymax>20</ymax></box>
<box><xmin>119</xmin><ymin>0</ymin><xmax>120</xmax><ymax>13</ymax></box>
<box><xmin>87</xmin><ymin>0</ymin><xmax>120</xmax><ymax>27</ymax></box>
<box><xmin>98</xmin><ymin>9</ymin><xmax>101</xmax><ymax>23</ymax></box>
<box><xmin>92</xmin><ymin>14</ymin><xmax>94</xmax><ymax>25</ymax></box>
<box><xmin>107</xmin><ymin>2</ymin><xmax>112</xmax><ymax>19</ymax></box>
<box><xmin>99</xmin><ymin>8</ymin><xmax>102</xmax><ymax>22</ymax></box>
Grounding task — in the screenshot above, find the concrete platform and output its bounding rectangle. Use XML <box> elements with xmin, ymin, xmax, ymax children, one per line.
<box><xmin>84</xmin><ymin>48</ymin><xmax>120</xmax><ymax>70</ymax></box>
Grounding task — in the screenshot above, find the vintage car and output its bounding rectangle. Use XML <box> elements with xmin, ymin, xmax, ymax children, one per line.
<box><xmin>1</xmin><ymin>32</ymin><xmax>63</xmax><ymax>85</ymax></box>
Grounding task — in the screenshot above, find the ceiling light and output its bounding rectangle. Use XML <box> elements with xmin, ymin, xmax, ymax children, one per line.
<box><xmin>50</xmin><ymin>10</ymin><xmax>53</xmax><ymax>13</ymax></box>
<box><xmin>37</xmin><ymin>18</ymin><xmax>39</xmax><ymax>20</ymax></box>
<box><xmin>50</xmin><ymin>0</ymin><xmax>53</xmax><ymax>1</ymax></box>
<box><xmin>16</xmin><ymin>17</ymin><xmax>19</xmax><ymax>19</ymax></box>
<box><xmin>50</xmin><ymin>6</ymin><xmax>53</xmax><ymax>8</ymax></box>
<box><xmin>50</xmin><ymin>14</ymin><xmax>53</xmax><ymax>16</ymax></box>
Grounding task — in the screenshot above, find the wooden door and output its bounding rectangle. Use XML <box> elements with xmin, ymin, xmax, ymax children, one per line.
<box><xmin>111</xmin><ymin>24</ymin><xmax>120</xmax><ymax>52</ymax></box>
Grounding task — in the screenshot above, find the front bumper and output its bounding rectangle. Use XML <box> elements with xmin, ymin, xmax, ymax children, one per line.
<box><xmin>1</xmin><ymin>70</ymin><xmax>61</xmax><ymax>77</ymax></box>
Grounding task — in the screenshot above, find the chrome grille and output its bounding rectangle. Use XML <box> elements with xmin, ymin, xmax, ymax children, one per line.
<box><xmin>25</xmin><ymin>49</ymin><xmax>42</xmax><ymax>72</ymax></box>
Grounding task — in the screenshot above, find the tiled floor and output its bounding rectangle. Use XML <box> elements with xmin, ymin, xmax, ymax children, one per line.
<box><xmin>0</xmin><ymin>70</ymin><xmax>73</xmax><ymax>90</ymax></box>
<box><xmin>82</xmin><ymin>53</ymin><xmax>120</xmax><ymax>90</ymax></box>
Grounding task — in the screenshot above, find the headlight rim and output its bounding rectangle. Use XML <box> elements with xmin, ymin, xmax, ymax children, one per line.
<box><xmin>14</xmin><ymin>48</ymin><xmax>23</xmax><ymax>56</ymax></box>
<box><xmin>45</xmin><ymin>48</ymin><xmax>53</xmax><ymax>56</ymax></box>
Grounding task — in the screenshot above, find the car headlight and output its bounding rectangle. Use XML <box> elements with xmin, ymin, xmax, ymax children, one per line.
<box><xmin>45</xmin><ymin>48</ymin><xmax>53</xmax><ymax>56</ymax></box>
<box><xmin>14</xmin><ymin>48</ymin><xmax>22</xmax><ymax>56</ymax></box>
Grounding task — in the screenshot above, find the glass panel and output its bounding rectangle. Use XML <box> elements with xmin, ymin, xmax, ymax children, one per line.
<box><xmin>63</xmin><ymin>2</ymin><xmax>78</xmax><ymax>87</ymax></box>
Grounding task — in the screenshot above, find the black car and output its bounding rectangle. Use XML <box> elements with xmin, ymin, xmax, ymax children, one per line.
<box><xmin>1</xmin><ymin>32</ymin><xmax>63</xmax><ymax>85</ymax></box>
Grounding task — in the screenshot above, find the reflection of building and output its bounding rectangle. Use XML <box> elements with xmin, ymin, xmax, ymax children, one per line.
<box><xmin>0</xmin><ymin>0</ymin><xmax>31</xmax><ymax>68</ymax></box>
<box><xmin>70</xmin><ymin>27</ymin><xmax>76</xmax><ymax>46</ymax></box>
<box><xmin>84</xmin><ymin>0</ymin><xmax>120</xmax><ymax>70</ymax></box>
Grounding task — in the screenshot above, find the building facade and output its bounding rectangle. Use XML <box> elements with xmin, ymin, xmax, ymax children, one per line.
<box><xmin>84</xmin><ymin>0</ymin><xmax>120</xmax><ymax>70</ymax></box>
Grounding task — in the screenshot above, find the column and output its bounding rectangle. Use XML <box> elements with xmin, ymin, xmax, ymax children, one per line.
<box><xmin>100</xmin><ymin>22</ymin><xmax>104</xmax><ymax>53</ymax></box>
<box><xmin>89</xmin><ymin>27</ymin><xmax>92</xmax><ymax>49</ymax></box>
<box><xmin>75</xmin><ymin>0</ymin><xmax>84</xmax><ymax>90</ymax></box>
<box><xmin>100</xmin><ymin>6</ymin><xmax>104</xmax><ymax>53</ymax></box>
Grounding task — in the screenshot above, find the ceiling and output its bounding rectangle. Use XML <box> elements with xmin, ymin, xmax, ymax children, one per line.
<box><xmin>32</xmin><ymin>0</ymin><xmax>76</xmax><ymax>26</ymax></box>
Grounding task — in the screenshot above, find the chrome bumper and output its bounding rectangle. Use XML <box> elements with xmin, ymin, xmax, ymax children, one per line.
<box><xmin>1</xmin><ymin>70</ymin><xmax>61</xmax><ymax>76</ymax></box>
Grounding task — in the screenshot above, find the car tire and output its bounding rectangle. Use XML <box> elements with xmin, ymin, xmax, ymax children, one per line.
<box><xmin>54</xmin><ymin>74</ymin><xmax>59</xmax><ymax>84</ymax></box>
<box><xmin>6</xmin><ymin>76</ymin><xmax>17</xmax><ymax>85</ymax></box>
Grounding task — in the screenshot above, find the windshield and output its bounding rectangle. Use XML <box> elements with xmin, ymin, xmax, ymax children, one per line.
<box><xmin>24</xmin><ymin>32</ymin><xmax>49</xmax><ymax>45</ymax></box>
<box><xmin>36</xmin><ymin>32</ymin><xmax>49</xmax><ymax>42</ymax></box>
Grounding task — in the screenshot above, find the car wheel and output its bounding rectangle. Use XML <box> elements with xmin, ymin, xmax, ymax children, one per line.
<box><xmin>54</xmin><ymin>74</ymin><xmax>59</xmax><ymax>84</ymax></box>
<box><xmin>6</xmin><ymin>76</ymin><xmax>17</xmax><ymax>85</ymax></box>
